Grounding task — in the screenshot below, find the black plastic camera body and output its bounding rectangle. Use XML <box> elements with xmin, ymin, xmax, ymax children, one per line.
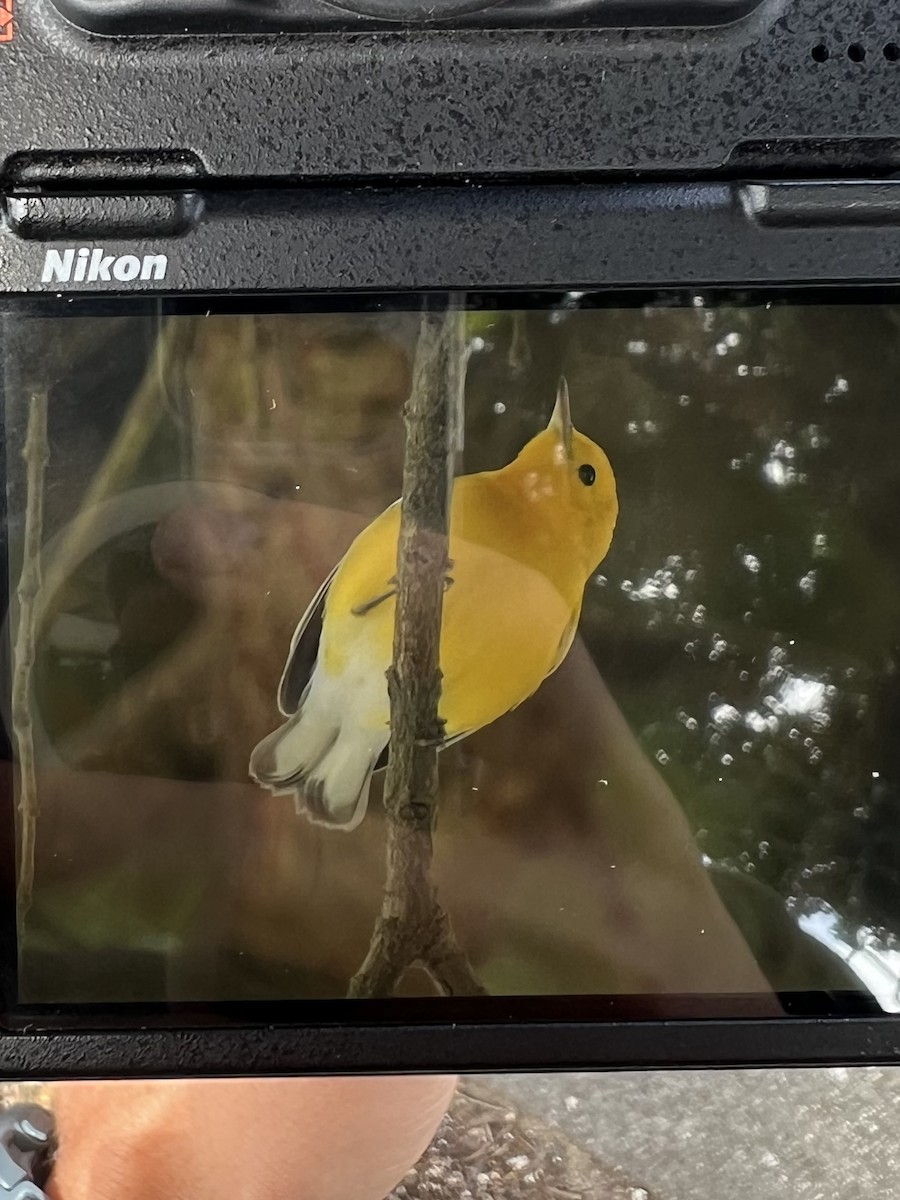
<box><xmin>4</xmin><ymin>0</ymin><xmax>900</xmax><ymax>299</ymax></box>
<box><xmin>2</xmin><ymin>0</ymin><xmax>900</xmax><ymax>1079</ymax></box>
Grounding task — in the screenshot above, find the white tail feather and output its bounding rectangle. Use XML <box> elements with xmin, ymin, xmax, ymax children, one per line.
<box><xmin>301</xmin><ymin>733</ymin><xmax>381</xmax><ymax>831</ymax></box>
<box><xmin>249</xmin><ymin>669</ymin><xmax>388</xmax><ymax>832</ymax></box>
<box><xmin>249</xmin><ymin>703</ymin><xmax>335</xmax><ymax>787</ymax></box>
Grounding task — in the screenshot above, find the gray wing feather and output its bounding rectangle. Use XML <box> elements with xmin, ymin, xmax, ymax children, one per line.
<box><xmin>277</xmin><ymin>565</ymin><xmax>339</xmax><ymax>716</ymax></box>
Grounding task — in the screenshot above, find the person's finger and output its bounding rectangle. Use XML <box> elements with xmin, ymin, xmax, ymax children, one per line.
<box><xmin>47</xmin><ymin>1074</ymin><xmax>458</xmax><ymax>1200</ymax></box>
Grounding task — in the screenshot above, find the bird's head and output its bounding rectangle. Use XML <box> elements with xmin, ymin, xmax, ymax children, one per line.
<box><xmin>512</xmin><ymin>378</ymin><xmax>618</xmax><ymax>577</ymax></box>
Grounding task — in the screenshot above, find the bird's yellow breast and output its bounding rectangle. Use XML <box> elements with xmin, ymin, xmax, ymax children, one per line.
<box><xmin>321</xmin><ymin>470</ymin><xmax>585</xmax><ymax>737</ymax></box>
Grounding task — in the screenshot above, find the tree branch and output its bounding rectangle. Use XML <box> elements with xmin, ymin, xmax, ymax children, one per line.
<box><xmin>12</xmin><ymin>390</ymin><xmax>49</xmax><ymax>928</ymax></box>
<box><xmin>349</xmin><ymin>304</ymin><xmax>485</xmax><ymax>999</ymax></box>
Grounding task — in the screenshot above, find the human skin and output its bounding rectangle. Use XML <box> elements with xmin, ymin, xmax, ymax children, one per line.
<box><xmin>47</xmin><ymin>1075</ymin><xmax>458</xmax><ymax>1200</ymax></box>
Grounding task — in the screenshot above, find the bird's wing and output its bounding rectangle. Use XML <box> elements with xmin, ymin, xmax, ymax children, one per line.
<box><xmin>279</xmin><ymin>499</ymin><xmax>402</xmax><ymax>723</ymax></box>
<box><xmin>277</xmin><ymin>565</ymin><xmax>339</xmax><ymax>716</ymax></box>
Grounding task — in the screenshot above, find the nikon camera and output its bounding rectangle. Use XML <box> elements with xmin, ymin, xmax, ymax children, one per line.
<box><xmin>1</xmin><ymin>0</ymin><xmax>900</xmax><ymax>1079</ymax></box>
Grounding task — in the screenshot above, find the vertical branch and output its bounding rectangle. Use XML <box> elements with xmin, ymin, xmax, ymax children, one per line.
<box><xmin>41</xmin><ymin>318</ymin><xmax>189</xmax><ymax>604</ymax></box>
<box><xmin>12</xmin><ymin>391</ymin><xmax>49</xmax><ymax>927</ymax></box>
<box><xmin>349</xmin><ymin>303</ymin><xmax>484</xmax><ymax>999</ymax></box>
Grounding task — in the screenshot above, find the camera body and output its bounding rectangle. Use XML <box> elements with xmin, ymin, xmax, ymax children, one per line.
<box><xmin>3</xmin><ymin>0</ymin><xmax>900</xmax><ymax>294</ymax></box>
<box><xmin>3</xmin><ymin>0</ymin><xmax>900</xmax><ymax>1079</ymax></box>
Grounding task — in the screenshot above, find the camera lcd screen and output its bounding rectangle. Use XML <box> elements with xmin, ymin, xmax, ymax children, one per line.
<box><xmin>2</xmin><ymin>290</ymin><xmax>898</xmax><ymax>1021</ymax></box>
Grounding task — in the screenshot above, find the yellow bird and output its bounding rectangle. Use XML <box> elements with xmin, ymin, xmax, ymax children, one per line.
<box><xmin>249</xmin><ymin>379</ymin><xmax>618</xmax><ymax>830</ymax></box>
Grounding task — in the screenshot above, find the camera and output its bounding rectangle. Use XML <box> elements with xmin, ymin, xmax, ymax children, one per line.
<box><xmin>1</xmin><ymin>0</ymin><xmax>900</xmax><ymax>1080</ymax></box>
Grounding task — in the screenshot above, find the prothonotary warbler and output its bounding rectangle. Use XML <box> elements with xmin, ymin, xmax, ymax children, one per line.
<box><xmin>249</xmin><ymin>378</ymin><xmax>618</xmax><ymax>831</ymax></box>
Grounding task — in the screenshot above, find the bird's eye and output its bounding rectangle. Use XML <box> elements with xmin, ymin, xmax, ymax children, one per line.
<box><xmin>578</xmin><ymin>463</ymin><xmax>596</xmax><ymax>487</ymax></box>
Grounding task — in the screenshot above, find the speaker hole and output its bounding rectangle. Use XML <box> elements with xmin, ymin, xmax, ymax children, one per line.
<box><xmin>811</xmin><ymin>43</ymin><xmax>829</xmax><ymax>62</ymax></box>
<box><xmin>848</xmin><ymin>42</ymin><xmax>867</xmax><ymax>62</ymax></box>
<box><xmin>885</xmin><ymin>42</ymin><xmax>900</xmax><ymax>61</ymax></box>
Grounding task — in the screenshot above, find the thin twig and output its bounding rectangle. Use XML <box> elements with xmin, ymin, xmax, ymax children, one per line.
<box><xmin>12</xmin><ymin>391</ymin><xmax>49</xmax><ymax>926</ymax></box>
<box><xmin>348</xmin><ymin>304</ymin><xmax>484</xmax><ymax>999</ymax></box>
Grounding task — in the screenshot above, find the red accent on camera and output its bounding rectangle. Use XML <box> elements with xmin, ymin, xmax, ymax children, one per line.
<box><xmin>0</xmin><ymin>0</ymin><xmax>13</xmax><ymax>42</ymax></box>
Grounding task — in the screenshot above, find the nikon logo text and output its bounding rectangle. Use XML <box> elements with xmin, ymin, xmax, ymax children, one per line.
<box><xmin>42</xmin><ymin>247</ymin><xmax>169</xmax><ymax>285</ymax></box>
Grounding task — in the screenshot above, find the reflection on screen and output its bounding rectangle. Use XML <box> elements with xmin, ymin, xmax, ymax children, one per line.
<box><xmin>3</xmin><ymin>295</ymin><xmax>899</xmax><ymax>1014</ymax></box>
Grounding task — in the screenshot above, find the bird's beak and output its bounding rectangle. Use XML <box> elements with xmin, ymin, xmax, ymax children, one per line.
<box><xmin>548</xmin><ymin>376</ymin><xmax>574</xmax><ymax>460</ymax></box>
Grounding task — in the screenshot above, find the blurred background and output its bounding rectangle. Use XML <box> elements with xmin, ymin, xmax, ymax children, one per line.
<box><xmin>5</xmin><ymin>294</ymin><xmax>900</xmax><ymax>1006</ymax></box>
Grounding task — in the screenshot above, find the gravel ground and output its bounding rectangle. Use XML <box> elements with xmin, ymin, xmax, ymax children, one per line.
<box><xmin>393</xmin><ymin>1082</ymin><xmax>656</xmax><ymax>1200</ymax></box>
<box><xmin>491</xmin><ymin>1068</ymin><xmax>900</xmax><ymax>1200</ymax></box>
